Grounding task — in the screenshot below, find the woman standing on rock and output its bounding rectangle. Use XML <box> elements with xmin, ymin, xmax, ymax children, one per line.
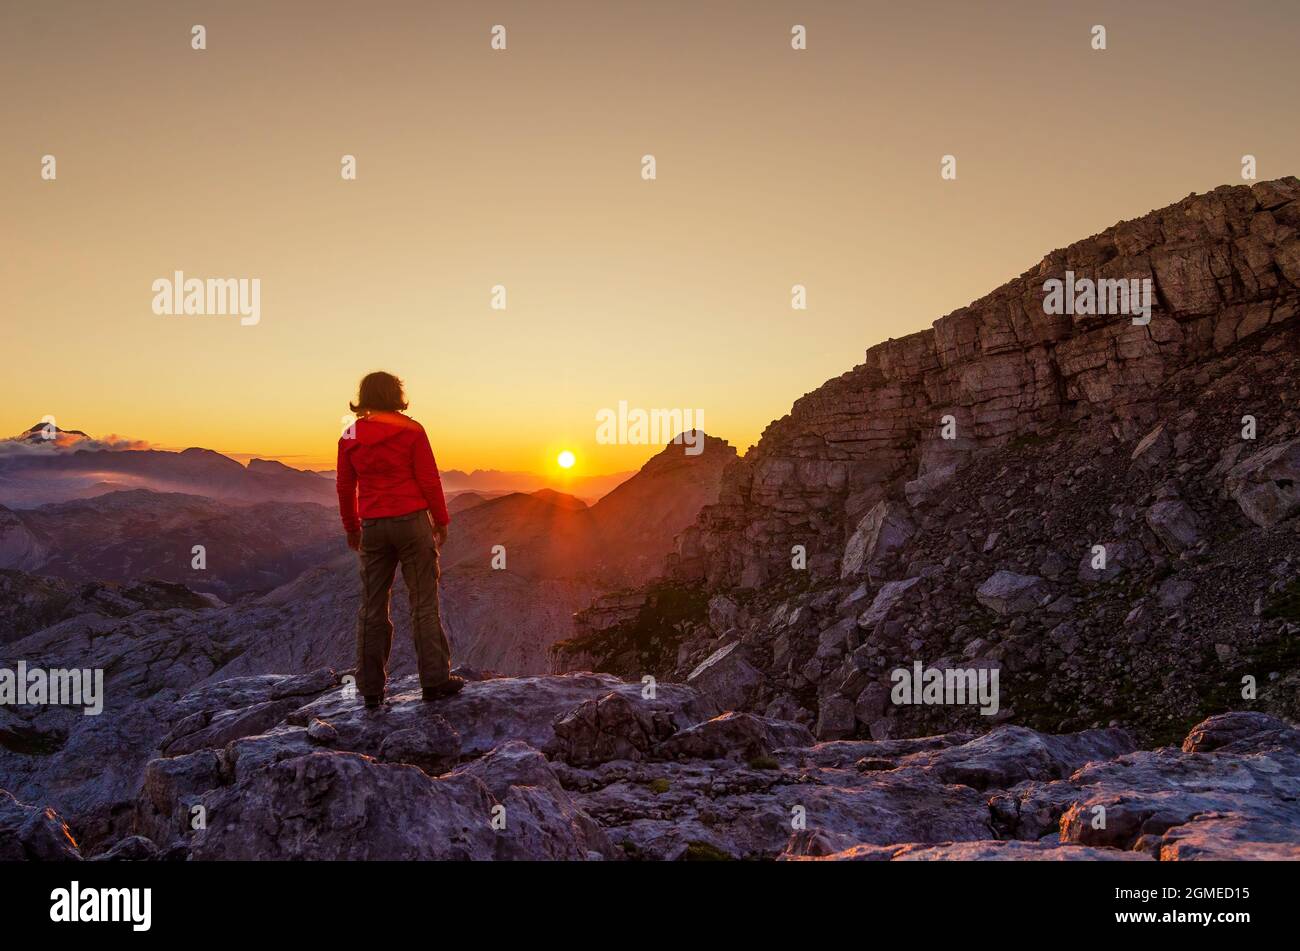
<box><xmin>336</xmin><ymin>371</ymin><xmax>463</xmax><ymax>708</ymax></box>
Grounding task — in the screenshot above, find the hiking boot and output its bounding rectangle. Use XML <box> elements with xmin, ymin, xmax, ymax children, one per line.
<box><xmin>422</xmin><ymin>675</ymin><xmax>465</xmax><ymax>701</ymax></box>
<box><xmin>363</xmin><ymin>694</ymin><xmax>384</xmax><ymax>709</ymax></box>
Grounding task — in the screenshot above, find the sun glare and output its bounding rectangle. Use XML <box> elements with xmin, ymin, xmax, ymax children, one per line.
<box><xmin>556</xmin><ymin>450</ymin><xmax>576</xmax><ymax>470</ymax></box>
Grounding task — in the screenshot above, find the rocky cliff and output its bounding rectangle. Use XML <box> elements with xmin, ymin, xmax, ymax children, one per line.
<box><xmin>681</xmin><ymin>177</ymin><xmax>1300</xmax><ymax>590</ymax></box>
<box><xmin>558</xmin><ymin>178</ymin><xmax>1300</xmax><ymax>750</ymax></box>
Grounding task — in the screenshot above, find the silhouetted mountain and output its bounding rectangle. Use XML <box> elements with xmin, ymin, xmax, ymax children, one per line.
<box><xmin>447</xmin><ymin>491</ymin><xmax>492</xmax><ymax>513</ymax></box>
<box><xmin>590</xmin><ymin>432</ymin><xmax>737</xmax><ymax>584</ymax></box>
<box><xmin>439</xmin><ymin>437</ymin><xmax>736</xmax><ymax>587</ymax></box>
<box><xmin>441</xmin><ymin>467</ymin><xmax>635</xmax><ymax>501</ymax></box>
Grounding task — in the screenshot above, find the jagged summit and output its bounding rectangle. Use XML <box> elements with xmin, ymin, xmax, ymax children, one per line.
<box><xmin>682</xmin><ymin>177</ymin><xmax>1300</xmax><ymax>590</ymax></box>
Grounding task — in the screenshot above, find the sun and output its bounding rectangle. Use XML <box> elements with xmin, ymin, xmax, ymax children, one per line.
<box><xmin>556</xmin><ymin>450</ymin><xmax>576</xmax><ymax>470</ymax></box>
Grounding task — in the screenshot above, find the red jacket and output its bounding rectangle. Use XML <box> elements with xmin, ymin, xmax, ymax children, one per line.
<box><xmin>336</xmin><ymin>412</ymin><xmax>450</xmax><ymax>533</ymax></box>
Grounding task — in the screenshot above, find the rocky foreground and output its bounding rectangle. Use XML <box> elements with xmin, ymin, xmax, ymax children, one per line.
<box><xmin>2</xmin><ymin>669</ymin><xmax>1296</xmax><ymax>861</ymax></box>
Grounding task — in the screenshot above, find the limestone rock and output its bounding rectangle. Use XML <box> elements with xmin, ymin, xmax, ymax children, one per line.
<box><xmin>976</xmin><ymin>571</ymin><xmax>1049</xmax><ymax>615</ymax></box>
<box><xmin>904</xmin><ymin>463</ymin><xmax>957</xmax><ymax>508</ymax></box>
<box><xmin>652</xmin><ymin>711</ymin><xmax>814</xmax><ymax>761</ymax></box>
<box><xmin>550</xmin><ymin>692</ymin><xmax>676</xmax><ymax>767</ymax></box>
<box><xmin>1144</xmin><ymin>500</ymin><xmax>1205</xmax><ymax>553</ymax></box>
<box><xmin>1224</xmin><ymin>438</ymin><xmax>1300</xmax><ymax>527</ymax></box>
<box><xmin>188</xmin><ymin>752</ymin><xmax>500</xmax><ymax>860</ymax></box>
<box><xmin>685</xmin><ymin>642</ymin><xmax>762</xmax><ymax>711</ymax></box>
<box><xmin>90</xmin><ymin>835</ymin><xmax>159</xmax><ymax>862</ymax></box>
<box><xmin>1130</xmin><ymin>424</ymin><xmax>1172</xmax><ymax>470</ymax></box>
<box><xmin>1181</xmin><ymin>711</ymin><xmax>1300</xmax><ymax>754</ymax></box>
<box><xmin>815</xmin><ymin>697</ymin><xmax>856</xmax><ymax>741</ymax></box>
<box><xmin>1077</xmin><ymin>541</ymin><xmax>1144</xmax><ymax>584</ymax></box>
<box><xmin>377</xmin><ymin>719</ymin><xmax>461</xmax><ymax>774</ymax></box>
<box><xmin>0</xmin><ymin>789</ymin><xmax>81</xmax><ymax>861</ymax></box>
<box><xmin>856</xmin><ymin>577</ymin><xmax>921</xmax><ymax>629</ymax></box>
<box><xmin>841</xmin><ymin>501</ymin><xmax>914</xmax><ymax>579</ymax></box>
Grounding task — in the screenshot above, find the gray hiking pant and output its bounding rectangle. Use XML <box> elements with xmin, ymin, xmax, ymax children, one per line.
<box><xmin>355</xmin><ymin>509</ymin><xmax>451</xmax><ymax>698</ymax></box>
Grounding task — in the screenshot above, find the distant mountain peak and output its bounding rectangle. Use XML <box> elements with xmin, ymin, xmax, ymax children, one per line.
<box><xmin>247</xmin><ymin>458</ymin><xmax>296</xmax><ymax>473</ymax></box>
<box><xmin>530</xmin><ymin>488</ymin><xmax>588</xmax><ymax>510</ymax></box>
<box><xmin>19</xmin><ymin>423</ymin><xmax>91</xmax><ymax>445</ymax></box>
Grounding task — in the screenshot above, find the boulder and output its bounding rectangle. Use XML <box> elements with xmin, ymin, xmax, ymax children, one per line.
<box><xmin>841</xmin><ymin>501</ymin><xmax>915</xmax><ymax>579</ymax></box>
<box><xmin>1181</xmin><ymin>712</ymin><xmax>1300</xmax><ymax>754</ymax></box>
<box><xmin>853</xmin><ymin>681</ymin><xmax>889</xmax><ymax>726</ymax></box>
<box><xmin>904</xmin><ymin>463</ymin><xmax>958</xmax><ymax>508</ymax></box>
<box><xmin>1224</xmin><ymin>438</ymin><xmax>1300</xmax><ymax>527</ymax></box>
<box><xmin>549</xmin><ymin>692</ymin><xmax>676</xmax><ymax>767</ymax></box>
<box><xmin>1004</xmin><ymin>715</ymin><xmax>1300</xmax><ymax>859</ymax></box>
<box><xmin>814</xmin><ymin>697</ymin><xmax>857</xmax><ymax>741</ymax></box>
<box><xmin>685</xmin><ymin>643</ymin><xmax>762</xmax><ymax>711</ymax></box>
<box><xmin>0</xmin><ymin>789</ymin><xmax>81</xmax><ymax>861</ymax></box>
<box><xmin>815</xmin><ymin>617</ymin><xmax>856</xmax><ymax>659</ymax></box>
<box><xmin>450</xmin><ymin>742</ymin><xmax>615</xmax><ymax>860</ymax></box>
<box><xmin>377</xmin><ymin>718</ymin><xmax>461</xmax><ymax>774</ymax></box>
<box><xmin>1076</xmin><ymin>541</ymin><xmax>1143</xmax><ymax>584</ymax></box>
<box><xmin>856</xmin><ymin>577</ymin><xmax>921</xmax><ymax>629</ymax></box>
<box><xmin>652</xmin><ymin>711</ymin><xmax>814</xmax><ymax>761</ymax></box>
<box><xmin>1144</xmin><ymin>500</ymin><xmax>1205</xmax><ymax>553</ymax></box>
<box><xmin>1129</xmin><ymin>423</ymin><xmax>1172</xmax><ymax>470</ymax></box>
<box><xmin>976</xmin><ymin>571</ymin><xmax>1049</xmax><ymax>615</ymax></box>
<box><xmin>189</xmin><ymin>752</ymin><xmax>501</xmax><ymax>860</ymax></box>
<box><xmin>893</xmin><ymin>725</ymin><xmax>1135</xmax><ymax>791</ymax></box>
<box><xmin>90</xmin><ymin>835</ymin><xmax>159</xmax><ymax>862</ymax></box>
<box><xmin>306</xmin><ymin>717</ymin><xmax>338</xmax><ymax>745</ymax></box>
<box><xmin>136</xmin><ymin>750</ymin><xmax>224</xmax><ymax>848</ymax></box>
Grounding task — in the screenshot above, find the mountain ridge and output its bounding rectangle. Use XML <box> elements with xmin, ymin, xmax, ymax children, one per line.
<box><xmin>556</xmin><ymin>177</ymin><xmax>1300</xmax><ymax>751</ymax></box>
<box><xmin>676</xmin><ymin>177</ymin><xmax>1300</xmax><ymax>591</ymax></box>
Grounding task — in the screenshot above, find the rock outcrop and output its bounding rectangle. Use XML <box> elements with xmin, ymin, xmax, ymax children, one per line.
<box><xmin>558</xmin><ymin>178</ymin><xmax>1300</xmax><ymax>749</ymax></box>
<box><xmin>6</xmin><ymin>670</ymin><xmax>1295</xmax><ymax>861</ymax></box>
<box><xmin>678</xmin><ymin>178</ymin><xmax>1300</xmax><ymax>593</ymax></box>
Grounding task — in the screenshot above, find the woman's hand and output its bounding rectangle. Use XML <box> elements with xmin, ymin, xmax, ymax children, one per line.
<box><xmin>434</xmin><ymin>523</ymin><xmax>448</xmax><ymax>550</ymax></box>
<box><xmin>347</xmin><ymin>529</ymin><xmax>362</xmax><ymax>551</ymax></box>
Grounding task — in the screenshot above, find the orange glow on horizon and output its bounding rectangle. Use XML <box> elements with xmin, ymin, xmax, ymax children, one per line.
<box><xmin>6</xmin><ymin>2</ymin><xmax>1298</xmax><ymax>472</ymax></box>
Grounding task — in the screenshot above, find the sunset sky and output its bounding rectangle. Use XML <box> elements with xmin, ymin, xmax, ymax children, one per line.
<box><xmin>3</xmin><ymin>1</ymin><xmax>1298</xmax><ymax>474</ymax></box>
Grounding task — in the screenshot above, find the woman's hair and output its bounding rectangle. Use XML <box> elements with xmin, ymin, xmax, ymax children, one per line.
<box><xmin>350</xmin><ymin>371</ymin><xmax>409</xmax><ymax>414</ymax></box>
